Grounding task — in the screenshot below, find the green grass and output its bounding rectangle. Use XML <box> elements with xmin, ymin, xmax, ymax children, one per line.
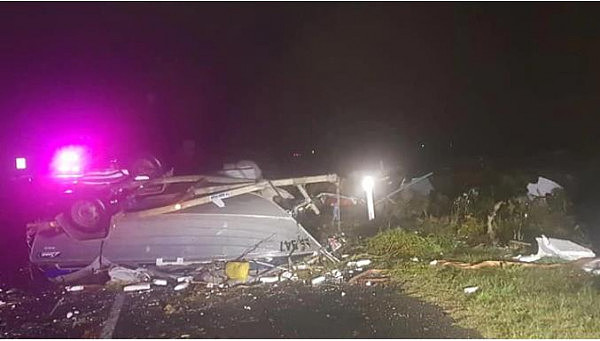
<box><xmin>367</xmin><ymin>229</ymin><xmax>600</xmax><ymax>338</ymax></box>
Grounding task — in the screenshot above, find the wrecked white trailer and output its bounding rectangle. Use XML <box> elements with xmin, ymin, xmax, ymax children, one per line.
<box><xmin>27</xmin><ymin>170</ymin><xmax>340</xmax><ymax>281</ymax></box>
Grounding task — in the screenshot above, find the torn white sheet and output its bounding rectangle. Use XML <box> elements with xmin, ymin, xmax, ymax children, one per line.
<box><xmin>516</xmin><ymin>235</ymin><xmax>595</xmax><ymax>262</ymax></box>
<box><xmin>527</xmin><ymin>176</ymin><xmax>562</xmax><ymax>197</ymax></box>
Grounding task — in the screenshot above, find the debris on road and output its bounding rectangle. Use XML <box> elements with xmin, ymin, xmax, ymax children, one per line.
<box><xmin>109</xmin><ymin>267</ymin><xmax>151</xmax><ymax>285</ymax></box>
<box><xmin>152</xmin><ymin>279</ymin><xmax>168</xmax><ymax>286</ymax></box>
<box><xmin>173</xmin><ymin>282</ymin><xmax>189</xmax><ymax>291</ymax></box>
<box><xmin>65</xmin><ymin>285</ymin><xmax>84</xmax><ymax>292</ymax></box>
<box><xmin>311</xmin><ymin>276</ymin><xmax>326</xmax><ymax>286</ymax></box>
<box><xmin>123</xmin><ymin>283</ymin><xmax>151</xmax><ymax>292</ymax></box>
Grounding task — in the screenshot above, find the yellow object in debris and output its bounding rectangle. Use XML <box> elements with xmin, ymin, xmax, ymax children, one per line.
<box><xmin>225</xmin><ymin>261</ymin><xmax>250</xmax><ymax>281</ymax></box>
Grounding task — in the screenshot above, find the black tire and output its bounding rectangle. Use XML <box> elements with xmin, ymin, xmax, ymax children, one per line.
<box><xmin>66</xmin><ymin>198</ymin><xmax>109</xmax><ymax>233</ymax></box>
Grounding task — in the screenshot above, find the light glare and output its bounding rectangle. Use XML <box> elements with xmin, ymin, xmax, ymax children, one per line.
<box><xmin>15</xmin><ymin>157</ymin><xmax>27</xmax><ymax>170</ymax></box>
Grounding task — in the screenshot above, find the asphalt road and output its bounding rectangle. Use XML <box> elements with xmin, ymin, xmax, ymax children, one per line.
<box><xmin>1</xmin><ymin>276</ymin><xmax>480</xmax><ymax>339</ymax></box>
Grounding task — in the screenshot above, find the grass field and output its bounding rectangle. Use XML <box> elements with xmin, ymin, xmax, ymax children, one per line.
<box><xmin>366</xmin><ymin>229</ymin><xmax>600</xmax><ymax>338</ymax></box>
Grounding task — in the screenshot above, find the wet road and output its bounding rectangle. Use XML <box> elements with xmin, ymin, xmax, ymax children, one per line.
<box><xmin>1</xmin><ymin>279</ymin><xmax>480</xmax><ymax>339</ymax></box>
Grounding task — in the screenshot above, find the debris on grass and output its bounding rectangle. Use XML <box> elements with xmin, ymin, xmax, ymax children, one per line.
<box><xmin>515</xmin><ymin>235</ymin><xmax>595</xmax><ymax>263</ymax></box>
<box><xmin>463</xmin><ymin>286</ymin><xmax>479</xmax><ymax>294</ymax></box>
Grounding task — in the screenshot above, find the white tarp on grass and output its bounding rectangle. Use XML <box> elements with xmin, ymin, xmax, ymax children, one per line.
<box><xmin>517</xmin><ymin>235</ymin><xmax>595</xmax><ymax>262</ymax></box>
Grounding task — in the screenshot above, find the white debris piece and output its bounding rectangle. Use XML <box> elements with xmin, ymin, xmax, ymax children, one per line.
<box><xmin>411</xmin><ymin>257</ymin><xmax>419</xmax><ymax>262</ymax></box>
<box><xmin>109</xmin><ymin>267</ymin><xmax>150</xmax><ymax>284</ymax></box>
<box><xmin>177</xmin><ymin>276</ymin><xmax>193</xmax><ymax>283</ymax></box>
<box><xmin>347</xmin><ymin>259</ymin><xmax>372</xmax><ymax>268</ymax></box>
<box><xmin>0</xmin><ymin>301</ymin><xmax>6</xmax><ymax>306</ymax></box>
<box><xmin>152</xmin><ymin>279</ymin><xmax>168</xmax><ymax>286</ymax></box>
<box><xmin>243</xmin><ymin>305</ymin><xmax>252</xmax><ymax>310</ymax></box>
<box><xmin>341</xmin><ymin>291</ymin><xmax>346</xmax><ymax>297</ymax></box>
<box><xmin>174</xmin><ymin>282</ymin><xmax>190</xmax><ymax>291</ymax></box>
<box><xmin>464</xmin><ymin>286</ymin><xmax>479</xmax><ymax>294</ymax></box>
<box><xmin>66</xmin><ymin>312</ymin><xmax>74</xmax><ymax>319</ymax></box>
<box><xmin>330</xmin><ymin>269</ymin><xmax>343</xmax><ymax>278</ymax></box>
<box><xmin>123</xmin><ymin>283</ymin><xmax>151</xmax><ymax>292</ymax></box>
<box><xmin>516</xmin><ymin>235</ymin><xmax>595</xmax><ymax>262</ymax></box>
<box><xmin>365</xmin><ymin>281</ymin><xmax>372</xmax><ymax>286</ymax></box>
<box><xmin>429</xmin><ymin>260</ymin><xmax>438</xmax><ymax>266</ymax></box>
<box><xmin>580</xmin><ymin>258</ymin><xmax>600</xmax><ymax>275</ymax></box>
<box><xmin>65</xmin><ymin>285</ymin><xmax>84</xmax><ymax>292</ymax></box>
<box><xmin>311</xmin><ymin>275</ymin><xmax>326</xmax><ymax>286</ymax></box>
<box><xmin>259</xmin><ymin>276</ymin><xmax>279</xmax><ymax>284</ymax></box>
<box><xmin>527</xmin><ymin>176</ymin><xmax>562</xmax><ymax>198</ymax></box>
<box><xmin>280</xmin><ymin>271</ymin><xmax>298</xmax><ymax>281</ymax></box>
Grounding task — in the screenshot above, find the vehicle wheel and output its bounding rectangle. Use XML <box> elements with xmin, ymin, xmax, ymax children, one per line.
<box><xmin>67</xmin><ymin>198</ymin><xmax>108</xmax><ymax>233</ymax></box>
<box><xmin>130</xmin><ymin>155</ymin><xmax>163</xmax><ymax>179</ymax></box>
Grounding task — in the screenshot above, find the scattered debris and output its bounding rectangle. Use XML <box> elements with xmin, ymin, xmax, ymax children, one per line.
<box><xmin>434</xmin><ymin>259</ymin><xmax>563</xmax><ymax>270</ymax></box>
<box><xmin>527</xmin><ymin>176</ymin><xmax>562</xmax><ymax>198</ymax></box>
<box><xmin>123</xmin><ymin>283</ymin><xmax>151</xmax><ymax>292</ymax></box>
<box><xmin>109</xmin><ymin>266</ymin><xmax>151</xmax><ymax>285</ymax></box>
<box><xmin>152</xmin><ymin>279</ymin><xmax>168</xmax><ymax>286</ymax></box>
<box><xmin>173</xmin><ymin>282</ymin><xmax>189</xmax><ymax>291</ymax></box>
<box><xmin>463</xmin><ymin>286</ymin><xmax>479</xmax><ymax>294</ymax></box>
<box><xmin>65</xmin><ymin>285</ymin><xmax>84</xmax><ymax>292</ymax></box>
<box><xmin>515</xmin><ymin>235</ymin><xmax>595</xmax><ymax>262</ymax></box>
<box><xmin>176</xmin><ymin>276</ymin><xmax>193</xmax><ymax>283</ymax></box>
<box><xmin>259</xmin><ymin>276</ymin><xmax>279</xmax><ymax>284</ymax></box>
<box><xmin>347</xmin><ymin>259</ymin><xmax>372</xmax><ymax>268</ymax></box>
<box><xmin>225</xmin><ymin>261</ymin><xmax>250</xmax><ymax>281</ymax></box>
<box><xmin>311</xmin><ymin>276</ymin><xmax>326</xmax><ymax>286</ymax></box>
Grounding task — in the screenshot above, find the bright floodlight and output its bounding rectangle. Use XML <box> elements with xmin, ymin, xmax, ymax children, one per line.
<box><xmin>52</xmin><ymin>146</ymin><xmax>86</xmax><ymax>177</ymax></box>
<box><xmin>362</xmin><ymin>176</ymin><xmax>374</xmax><ymax>192</ymax></box>
<box><xmin>362</xmin><ymin>175</ymin><xmax>375</xmax><ymax>220</ymax></box>
<box><xmin>15</xmin><ymin>157</ymin><xmax>27</xmax><ymax>170</ymax></box>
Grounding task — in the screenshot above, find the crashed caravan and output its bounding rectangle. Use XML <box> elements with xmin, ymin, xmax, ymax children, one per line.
<box><xmin>28</xmin><ymin>162</ymin><xmax>340</xmax><ymax>280</ymax></box>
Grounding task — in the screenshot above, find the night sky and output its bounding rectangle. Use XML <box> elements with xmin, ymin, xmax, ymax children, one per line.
<box><xmin>2</xmin><ymin>3</ymin><xmax>600</xmax><ymax>174</ymax></box>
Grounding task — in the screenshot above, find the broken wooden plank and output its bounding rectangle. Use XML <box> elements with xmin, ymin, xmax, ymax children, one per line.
<box><xmin>121</xmin><ymin>174</ymin><xmax>339</xmax><ymax>219</ymax></box>
<box><xmin>296</xmin><ymin>184</ymin><xmax>320</xmax><ymax>215</ymax></box>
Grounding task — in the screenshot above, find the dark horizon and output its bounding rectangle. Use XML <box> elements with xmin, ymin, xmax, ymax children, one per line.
<box><xmin>2</xmin><ymin>3</ymin><xmax>600</xmax><ymax>176</ymax></box>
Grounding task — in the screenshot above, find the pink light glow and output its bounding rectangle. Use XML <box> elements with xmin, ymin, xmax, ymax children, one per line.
<box><xmin>51</xmin><ymin>146</ymin><xmax>87</xmax><ymax>177</ymax></box>
<box><xmin>15</xmin><ymin>157</ymin><xmax>27</xmax><ymax>170</ymax></box>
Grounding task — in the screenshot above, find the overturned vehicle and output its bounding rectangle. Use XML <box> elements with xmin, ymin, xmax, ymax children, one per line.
<box><xmin>27</xmin><ymin>160</ymin><xmax>341</xmax><ymax>283</ymax></box>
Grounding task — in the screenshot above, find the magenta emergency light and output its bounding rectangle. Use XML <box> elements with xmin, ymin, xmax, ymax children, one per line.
<box><xmin>15</xmin><ymin>157</ymin><xmax>27</xmax><ymax>170</ymax></box>
<box><xmin>51</xmin><ymin>146</ymin><xmax>87</xmax><ymax>177</ymax></box>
